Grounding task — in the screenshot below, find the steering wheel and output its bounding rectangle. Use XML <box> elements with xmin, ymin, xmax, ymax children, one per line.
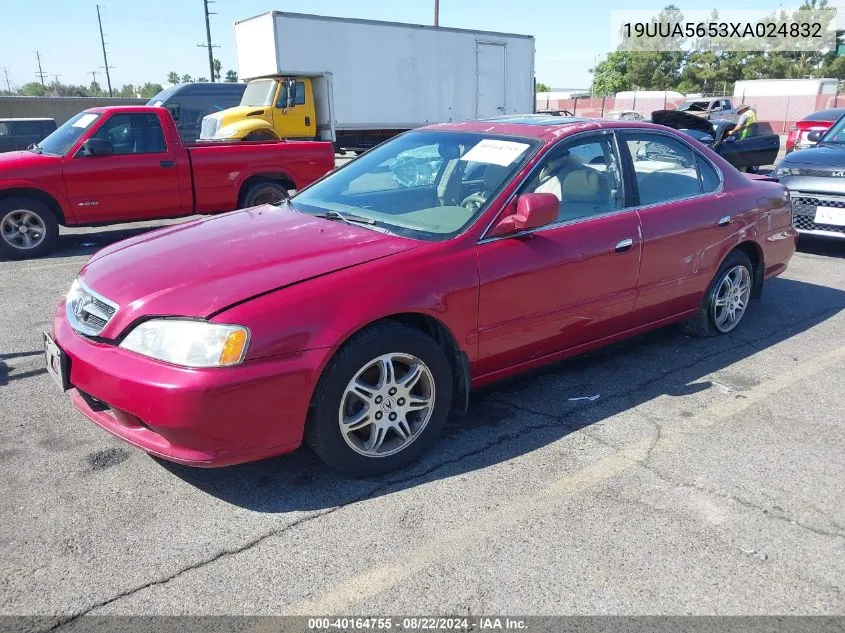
<box><xmin>461</xmin><ymin>191</ymin><xmax>487</xmax><ymax>212</ymax></box>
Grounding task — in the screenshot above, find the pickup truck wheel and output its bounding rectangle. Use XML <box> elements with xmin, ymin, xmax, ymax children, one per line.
<box><xmin>305</xmin><ymin>323</ymin><xmax>453</xmax><ymax>477</ymax></box>
<box><xmin>241</xmin><ymin>180</ymin><xmax>290</xmax><ymax>207</ymax></box>
<box><xmin>680</xmin><ymin>250</ymin><xmax>754</xmax><ymax>337</ymax></box>
<box><xmin>0</xmin><ymin>198</ymin><xmax>58</xmax><ymax>260</ymax></box>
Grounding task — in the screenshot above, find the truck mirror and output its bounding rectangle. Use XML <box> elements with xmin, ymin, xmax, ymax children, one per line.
<box><xmin>285</xmin><ymin>78</ymin><xmax>296</xmax><ymax>109</ymax></box>
<box><xmin>80</xmin><ymin>138</ymin><xmax>114</xmax><ymax>157</ymax></box>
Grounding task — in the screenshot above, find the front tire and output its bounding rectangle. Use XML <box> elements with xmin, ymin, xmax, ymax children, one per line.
<box><xmin>0</xmin><ymin>197</ymin><xmax>59</xmax><ymax>260</ymax></box>
<box><xmin>305</xmin><ymin>323</ymin><xmax>453</xmax><ymax>477</ymax></box>
<box><xmin>681</xmin><ymin>250</ymin><xmax>754</xmax><ymax>337</ymax></box>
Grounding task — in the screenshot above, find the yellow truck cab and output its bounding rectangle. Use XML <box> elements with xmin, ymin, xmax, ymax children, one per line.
<box><xmin>200</xmin><ymin>77</ymin><xmax>317</xmax><ymax>141</ymax></box>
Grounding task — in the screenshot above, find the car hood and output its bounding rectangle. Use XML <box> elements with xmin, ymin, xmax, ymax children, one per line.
<box><xmin>651</xmin><ymin>110</ymin><xmax>715</xmax><ymax>135</ymax></box>
<box><xmin>0</xmin><ymin>150</ymin><xmax>59</xmax><ymax>179</ymax></box>
<box><xmin>79</xmin><ymin>205</ymin><xmax>421</xmax><ymax>337</ymax></box>
<box><xmin>779</xmin><ymin>143</ymin><xmax>845</xmax><ymax>167</ymax></box>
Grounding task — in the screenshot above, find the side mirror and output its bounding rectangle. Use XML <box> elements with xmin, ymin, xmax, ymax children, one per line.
<box><xmin>487</xmin><ymin>193</ymin><xmax>559</xmax><ymax>238</ymax></box>
<box><xmin>806</xmin><ymin>130</ymin><xmax>822</xmax><ymax>144</ymax></box>
<box><xmin>285</xmin><ymin>78</ymin><xmax>296</xmax><ymax>109</ymax></box>
<box><xmin>80</xmin><ymin>138</ymin><xmax>113</xmax><ymax>157</ymax></box>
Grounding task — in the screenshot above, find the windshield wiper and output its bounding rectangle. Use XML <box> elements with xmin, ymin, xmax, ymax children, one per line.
<box><xmin>27</xmin><ymin>143</ymin><xmax>42</xmax><ymax>154</ymax></box>
<box><xmin>314</xmin><ymin>210</ymin><xmax>377</xmax><ymax>226</ymax></box>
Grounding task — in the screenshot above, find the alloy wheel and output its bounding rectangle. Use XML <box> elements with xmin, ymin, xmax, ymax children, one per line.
<box><xmin>1</xmin><ymin>210</ymin><xmax>47</xmax><ymax>250</ymax></box>
<box><xmin>713</xmin><ymin>264</ymin><xmax>751</xmax><ymax>332</ymax></box>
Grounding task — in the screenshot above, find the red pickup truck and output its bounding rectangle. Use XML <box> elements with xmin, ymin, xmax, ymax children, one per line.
<box><xmin>0</xmin><ymin>106</ymin><xmax>335</xmax><ymax>259</ymax></box>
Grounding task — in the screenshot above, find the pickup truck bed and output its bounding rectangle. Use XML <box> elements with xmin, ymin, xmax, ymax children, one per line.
<box><xmin>0</xmin><ymin>106</ymin><xmax>335</xmax><ymax>259</ymax></box>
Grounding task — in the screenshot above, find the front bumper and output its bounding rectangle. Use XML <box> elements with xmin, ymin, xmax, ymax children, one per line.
<box><xmin>787</xmin><ymin>191</ymin><xmax>845</xmax><ymax>239</ymax></box>
<box><xmin>52</xmin><ymin>304</ymin><xmax>328</xmax><ymax>467</ymax></box>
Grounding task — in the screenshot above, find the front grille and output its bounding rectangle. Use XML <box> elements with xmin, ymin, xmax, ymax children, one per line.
<box><xmin>67</xmin><ymin>280</ymin><xmax>119</xmax><ymax>336</ymax></box>
<box><xmin>791</xmin><ymin>195</ymin><xmax>845</xmax><ymax>236</ymax></box>
<box><xmin>792</xmin><ymin>168</ymin><xmax>845</xmax><ymax>178</ymax></box>
<box><xmin>200</xmin><ymin>116</ymin><xmax>220</xmax><ymax>139</ymax></box>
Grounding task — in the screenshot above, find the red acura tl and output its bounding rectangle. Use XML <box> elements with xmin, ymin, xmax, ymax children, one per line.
<box><xmin>46</xmin><ymin>115</ymin><xmax>798</xmax><ymax>477</ymax></box>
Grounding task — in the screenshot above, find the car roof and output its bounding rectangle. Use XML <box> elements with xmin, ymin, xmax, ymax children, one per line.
<box><xmin>0</xmin><ymin>117</ymin><xmax>55</xmax><ymax>122</ymax></box>
<box><xmin>803</xmin><ymin>108</ymin><xmax>845</xmax><ymax>121</ymax></box>
<box><xmin>422</xmin><ymin>115</ymin><xmax>659</xmax><ymax>142</ymax></box>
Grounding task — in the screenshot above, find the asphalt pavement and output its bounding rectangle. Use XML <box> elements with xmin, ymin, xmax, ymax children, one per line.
<box><xmin>0</xmin><ymin>218</ymin><xmax>843</xmax><ymax>620</ymax></box>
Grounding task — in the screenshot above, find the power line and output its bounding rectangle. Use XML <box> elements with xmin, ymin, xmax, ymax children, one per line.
<box><xmin>35</xmin><ymin>51</ymin><xmax>47</xmax><ymax>87</ymax></box>
<box><xmin>96</xmin><ymin>5</ymin><xmax>114</xmax><ymax>96</ymax></box>
<box><xmin>197</xmin><ymin>0</ymin><xmax>220</xmax><ymax>82</ymax></box>
<box><xmin>0</xmin><ymin>67</ymin><xmax>11</xmax><ymax>92</ymax></box>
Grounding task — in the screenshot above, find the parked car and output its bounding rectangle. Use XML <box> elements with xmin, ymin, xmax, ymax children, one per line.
<box><xmin>0</xmin><ymin>106</ymin><xmax>334</xmax><ymax>259</ymax></box>
<box><xmin>603</xmin><ymin>110</ymin><xmax>645</xmax><ymax>122</ymax></box>
<box><xmin>0</xmin><ymin>118</ymin><xmax>57</xmax><ymax>153</ymax></box>
<box><xmin>536</xmin><ymin>109</ymin><xmax>575</xmax><ymax>117</ymax></box>
<box><xmin>677</xmin><ymin>98</ymin><xmax>738</xmax><ymax>122</ymax></box>
<box><xmin>147</xmin><ymin>82</ymin><xmax>247</xmax><ymax>143</ymax></box>
<box><xmin>651</xmin><ymin>109</ymin><xmax>780</xmax><ymax>171</ymax></box>
<box><xmin>785</xmin><ymin>107</ymin><xmax>845</xmax><ymax>154</ymax></box>
<box><xmin>45</xmin><ymin>114</ymin><xmax>797</xmax><ymax>476</ymax></box>
<box><xmin>772</xmin><ymin>112</ymin><xmax>845</xmax><ymax>239</ymax></box>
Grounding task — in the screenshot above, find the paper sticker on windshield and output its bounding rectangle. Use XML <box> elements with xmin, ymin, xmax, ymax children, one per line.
<box><xmin>460</xmin><ymin>140</ymin><xmax>530</xmax><ymax>166</ymax></box>
<box><xmin>72</xmin><ymin>113</ymin><xmax>99</xmax><ymax>128</ymax></box>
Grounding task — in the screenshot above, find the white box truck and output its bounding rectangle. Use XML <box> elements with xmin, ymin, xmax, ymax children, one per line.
<box><xmin>200</xmin><ymin>12</ymin><xmax>535</xmax><ymax>150</ymax></box>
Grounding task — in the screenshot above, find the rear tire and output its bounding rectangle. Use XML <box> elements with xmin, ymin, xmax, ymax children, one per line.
<box><xmin>680</xmin><ymin>250</ymin><xmax>754</xmax><ymax>337</ymax></box>
<box><xmin>305</xmin><ymin>323</ymin><xmax>453</xmax><ymax>477</ymax></box>
<box><xmin>0</xmin><ymin>197</ymin><xmax>59</xmax><ymax>260</ymax></box>
<box><xmin>240</xmin><ymin>180</ymin><xmax>290</xmax><ymax>207</ymax></box>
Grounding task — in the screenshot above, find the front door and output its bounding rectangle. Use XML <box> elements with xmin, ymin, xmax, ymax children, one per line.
<box><xmin>62</xmin><ymin>113</ymin><xmax>182</xmax><ymax>223</ymax></box>
<box><xmin>476</xmin><ymin>132</ymin><xmax>642</xmax><ymax>376</ymax></box>
<box><xmin>476</xmin><ymin>43</ymin><xmax>506</xmax><ymax>118</ymax></box>
<box><xmin>273</xmin><ymin>79</ymin><xmax>315</xmax><ymax>139</ymax></box>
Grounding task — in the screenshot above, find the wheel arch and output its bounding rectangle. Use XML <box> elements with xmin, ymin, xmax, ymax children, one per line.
<box><xmin>317</xmin><ymin>311</ymin><xmax>471</xmax><ymax>417</ymax></box>
<box><xmin>237</xmin><ymin>172</ymin><xmax>297</xmax><ymax>207</ymax></box>
<box><xmin>731</xmin><ymin>240</ymin><xmax>765</xmax><ymax>299</ymax></box>
<box><xmin>0</xmin><ymin>187</ymin><xmax>67</xmax><ymax>225</ymax></box>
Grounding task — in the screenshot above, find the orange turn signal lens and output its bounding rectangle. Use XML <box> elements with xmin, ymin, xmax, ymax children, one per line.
<box><xmin>218</xmin><ymin>329</ymin><xmax>249</xmax><ymax>366</ymax></box>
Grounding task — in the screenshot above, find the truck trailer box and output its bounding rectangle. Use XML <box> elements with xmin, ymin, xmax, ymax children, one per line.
<box><xmin>234</xmin><ymin>11</ymin><xmax>535</xmax><ymax>139</ymax></box>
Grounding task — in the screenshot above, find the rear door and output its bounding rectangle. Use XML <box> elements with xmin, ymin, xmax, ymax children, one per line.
<box><xmin>62</xmin><ymin>112</ymin><xmax>182</xmax><ymax>222</ymax></box>
<box><xmin>476</xmin><ymin>43</ymin><xmax>506</xmax><ymax>118</ymax></box>
<box><xmin>620</xmin><ymin>130</ymin><xmax>730</xmax><ymax>325</ymax></box>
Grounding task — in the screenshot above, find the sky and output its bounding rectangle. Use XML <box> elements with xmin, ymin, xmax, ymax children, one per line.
<box><xmin>1</xmin><ymin>0</ymin><xmax>841</xmax><ymax>92</ymax></box>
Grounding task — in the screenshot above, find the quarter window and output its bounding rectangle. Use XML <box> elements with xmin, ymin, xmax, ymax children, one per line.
<box><xmin>624</xmin><ymin>134</ymin><xmax>701</xmax><ymax>205</ymax></box>
<box><xmin>523</xmin><ymin>135</ymin><xmax>623</xmax><ymax>222</ymax></box>
<box><xmin>697</xmin><ymin>155</ymin><xmax>721</xmax><ymax>194</ymax></box>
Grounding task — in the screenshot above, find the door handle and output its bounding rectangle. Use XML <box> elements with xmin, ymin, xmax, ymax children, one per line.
<box><xmin>305</xmin><ymin>116</ymin><xmax>311</xmax><ymax>126</ymax></box>
<box><xmin>160</xmin><ymin>160</ymin><xmax>176</xmax><ymax>168</ymax></box>
<box><xmin>614</xmin><ymin>238</ymin><xmax>633</xmax><ymax>253</ymax></box>
<box><xmin>717</xmin><ymin>215</ymin><xmax>731</xmax><ymax>226</ymax></box>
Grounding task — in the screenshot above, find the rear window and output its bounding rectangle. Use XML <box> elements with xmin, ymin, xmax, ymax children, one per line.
<box><xmin>804</xmin><ymin>109</ymin><xmax>845</xmax><ymax>121</ymax></box>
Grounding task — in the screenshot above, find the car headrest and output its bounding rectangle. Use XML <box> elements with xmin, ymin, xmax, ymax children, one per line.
<box><xmin>539</xmin><ymin>152</ymin><xmax>582</xmax><ymax>182</ymax></box>
<box><xmin>483</xmin><ymin>164</ymin><xmax>510</xmax><ymax>190</ymax></box>
<box><xmin>561</xmin><ymin>168</ymin><xmax>604</xmax><ymax>202</ymax></box>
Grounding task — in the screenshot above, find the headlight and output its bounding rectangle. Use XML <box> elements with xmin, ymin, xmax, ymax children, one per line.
<box><xmin>119</xmin><ymin>319</ymin><xmax>250</xmax><ymax>367</ymax></box>
<box><xmin>213</xmin><ymin>127</ymin><xmax>240</xmax><ymax>140</ymax></box>
<box><xmin>772</xmin><ymin>166</ymin><xmax>799</xmax><ymax>178</ymax></box>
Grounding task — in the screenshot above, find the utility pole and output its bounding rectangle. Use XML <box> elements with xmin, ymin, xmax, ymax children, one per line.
<box><xmin>35</xmin><ymin>51</ymin><xmax>47</xmax><ymax>87</ymax></box>
<box><xmin>96</xmin><ymin>5</ymin><xmax>114</xmax><ymax>96</ymax></box>
<box><xmin>51</xmin><ymin>74</ymin><xmax>62</xmax><ymax>85</ymax></box>
<box><xmin>199</xmin><ymin>0</ymin><xmax>217</xmax><ymax>82</ymax></box>
<box><xmin>434</xmin><ymin>0</ymin><xmax>439</xmax><ymax>26</ymax></box>
<box><xmin>89</xmin><ymin>70</ymin><xmax>98</xmax><ymax>86</ymax></box>
<box><xmin>0</xmin><ymin>67</ymin><xmax>11</xmax><ymax>92</ymax></box>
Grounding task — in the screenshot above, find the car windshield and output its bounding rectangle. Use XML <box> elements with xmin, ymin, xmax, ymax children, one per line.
<box><xmin>34</xmin><ymin>111</ymin><xmax>102</xmax><ymax>156</ymax></box>
<box><xmin>819</xmin><ymin>114</ymin><xmax>845</xmax><ymax>144</ymax></box>
<box><xmin>291</xmin><ymin>130</ymin><xmax>541</xmax><ymax>241</ymax></box>
<box><xmin>239</xmin><ymin>79</ymin><xmax>278</xmax><ymax>107</ymax></box>
<box><xmin>678</xmin><ymin>101</ymin><xmax>709</xmax><ymax>112</ymax></box>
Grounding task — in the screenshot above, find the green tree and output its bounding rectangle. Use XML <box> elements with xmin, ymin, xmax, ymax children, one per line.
<box><xmin>224</xmin><ymin>69</ymin><xmax>238</xmax><ymax>83</ymax></box>
<box><xmin>213</xmin><ymin>58</ymin><xmax>222</xmax><ymax>81</ymax></box>
<box><xmin>535</xmin><ymin>81</ymin><xmax>550</xmax><ymax>92</ymax></box>
<box><xmin>590</xmin><ymin>51</ymin><xmax>633</xmax><ymax>95</ymax></box>
<box><xmin>139</xmin><ymin>82</ymin><xmax>164</xmax><ymax>98</ymax></box>
<box><xmin>19</xmin><ymin>82</ymin><xmax>47</xmax><ymax>96</ymax></box>
<box><xmin>118</xmin><ymin>84</ymin><xmax>136</xmax><ymax>98</ymax></box>
<box><xmin>180</xmin><ymin>74</ymin><xmax>193</xmax><ymax>83</ymax></box>
<box><xmin>197</xmin><ymin>77</ymin><xmax>208</xmax><ymax>83</ymax></box>
<box><xmin>167</xmin><ymin>71</ymin><xmax>180</xmax><ymax>85</ymax></box>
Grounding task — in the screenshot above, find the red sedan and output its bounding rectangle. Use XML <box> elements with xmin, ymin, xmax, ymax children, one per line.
<box><xmin>46</xmin><ymin>116</ymin><xmax>798</xmax><ymax>477</ymax></box>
